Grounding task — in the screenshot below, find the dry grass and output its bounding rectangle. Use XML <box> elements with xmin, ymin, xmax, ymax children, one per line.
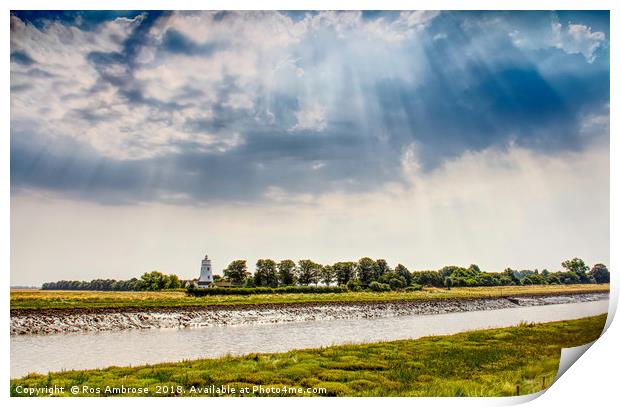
<box><xmin>10</xmin><ymin>284</ymin><xmax>609</xmax><ymax>311</ymax></box>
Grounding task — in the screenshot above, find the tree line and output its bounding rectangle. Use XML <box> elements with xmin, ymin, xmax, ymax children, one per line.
<box><xmin>214</xmin><ymin>257</ymin><xmax>610</xmax><ymax>291</ymax></box>
<box><xmin>41</xmin><ymin>271</ymin><xmax>182</xmax><ymax>291</ymax></box>
<box><xmin>40</xmin><ymin>258</ymin><xmax>609</xmax><ymax>292</ymax></box>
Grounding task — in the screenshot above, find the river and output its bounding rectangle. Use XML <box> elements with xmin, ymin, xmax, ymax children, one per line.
<box><xmin>11</xmin><ymin>299</ymin><xmax>608</xmax><ymax>378</ymax></box>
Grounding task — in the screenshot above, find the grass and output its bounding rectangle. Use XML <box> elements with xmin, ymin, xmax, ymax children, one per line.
<box><xmin>10</xmin><ymin>314</ymin><xmax>607</xmax><ymax>397</ymax></box>
<box><xmin>10</xmin><ymin>284</ymin><xmax>609</xmax><ymax>311</ymax></box>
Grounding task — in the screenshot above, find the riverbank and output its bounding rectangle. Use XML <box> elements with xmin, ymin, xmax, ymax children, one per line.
<box><xmin>11</xmin><ymin>314</ymin><xmax>607</xmax><ymax>397</ymax></box>
<box><xmin>11</xmin><ymin>284</ymin><xmax>609</xmax><ymax>311</ymax></box>
<box><xmin>11</xmin><ymin>291</ymin><xmax>608</xmax><ymax>335</ymax></box>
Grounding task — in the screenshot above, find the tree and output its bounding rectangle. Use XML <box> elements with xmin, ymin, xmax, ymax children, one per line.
<box><xmin>546</xmin><ymin>273</ymin><xmax>561</xmax><ymax>285</ymax></box>
<box><xmin>476</xmin><ymin>272</ymin><xmax>500</xmax><ymax>287</ymax></box>
<box><xmin>141</xmin><ymin>271</ymin><xmax>165</xmax><ymax>290</ymax></box>
<box><xmin>379</xmin><ymin>272</ymin><xmax>406</xmax><ymax>290</ymax></box>
<box><xmin>320</xmin><ymin>265</ymin><xmax>336</xmax><ymax>286</ymax></box>
<box><xmin>589</xmin><ymin>264</ymin><xmax>610</xmax><ymax>284</ymax></box>
<box><xmin>515</xmin><ymin>270</ymin><xmax>535</xmax><ymax>280</ymax></box>
<box><xmin>439</xmin><ymin>266</ymin><xmax>462</xmax><ymax>278</ymax></box>
<box><xmin>346</xmin><ymin>279</ymin><xmax>362</xmax><ymax>291</ymax></box>
<box><xmin>394</xmin><ymin>264</ymin><xmax>413</xmax><ymax>285</ymax></box>
<box><xmin>223</xmin><ymin>260</ymin><xmax>249</xmax><ymax>285</ymax></box>
<box><xmin>254</xmin><ymin>259</ymin><xmax>279</xmax><ymax>287</ymax></box>
<box><xmin>374</xmin><ymin>259</ymin><xmax>391</xmax><ymax>280</ymax></box>
<box><xmin>297</xmin><ymin>260</ymin><xmax>321</xmax><ymax>285</ymax></box>
<box><xmin>561</xmin><ymin>258</ymin><xmax>590</xmax><ymax>283</ymax></box>
<box><xmin>469</xmin><ymin>264</ymin><xmax>481</xmax><ymax>273</ymax></box>
<box><xmin>411</xmin><ymin>270</ymin><xmax>443</xmax><ymax>287</ymax></box>
<box><xmin>522</xmin><ymin>273</ymin><xmax>548</xmax><ymax>285</ymax></box>
<box><xmin>41</xmin><ymin>274</ymin><xmax>164</xmax><ymax>291</ymax></box>
<box><xmin>357</xmin><ymin>257</ymin><xmax>377</xmax><ymax>286</ymax></box>
<box><xmin>277</xmin><ymin>259</ymin><xmax>297</xmax><ymax>286</ymax></box>
<box><xmin>502</xmin><ymin>268</ymin><xmax>521</xmax><ymax>285</ymax></box>
<box><xmin>553</xmin><ymin>271</ymin><xmax>580</xmax><ymax>284</ymax></box>
<box><xmin>333</xmin><ymin>261</ymin><xmax>356</xmax><ymax>285</ymax></box>
<box><xmin>138</xmin><ymin>271</ymin><xmax>181</xmax><ymax>290</ymax></box>
<box><xmin>449</xmin><ymin>266</ymin><xmax>479</xmax><ymax>281</ymax></box>
<box><xmin>369</xmin><ymin>281</ymin><xmax>390</xmax><ymax>292</ymax></box>
<box><xmin>167</xmin><ymin>274</ymin><xmax>181</xmax><ymax>289</ymax></box>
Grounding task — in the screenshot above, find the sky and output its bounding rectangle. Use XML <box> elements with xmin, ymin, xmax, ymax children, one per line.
<box><xmin>10</xmin><ymin>10</ymin><xmax>609</xmax><ymax>285</ymax></box>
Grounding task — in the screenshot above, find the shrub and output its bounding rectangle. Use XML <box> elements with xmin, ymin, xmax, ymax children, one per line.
<box><xmin>369</xmin><ymin>281</ymin><xmax>391</xmax><ymax>292</ymax></box>
<box><xmin>388</xmin><ymin>276</ymin><xmax>407</xmax><ymax>290</ymax></box>
<box><xmin>346</xmin><ymin>279</ymin><xmax>363</xmax><ymax>292</ymax></box>
<box><xmin>589</xmin><ymin>264</ymin><xmax>610</xmax><ymax>284</ymax></box>
<box><xmin>394</xmin><ymin>264</ymin><xmax>413</xmax><ymax>285</ymax></box>
<box><xmin>40</xmin><ymin>274</ymin><xmax>178</xmax><ymax>291</ymax></box>
<box><xmin>522</xmin><ymin>273</ymin><xmax>548</xmax><ymax>285</ymax></box>
<box><xmin>552</xmin><ymin>271</ymin><xmax>581</xmax><ymax>285</ymax></box>
<box><xmin>406</xmin><ymin>284</ymin><xmax>422</xmax><ymax>291</ymax></box>
<box><xmin>274</xmin><ymin>286</ymin><xmax>348</xmax><ymax>294</ymax></box>
<box><xmin>187</xmin><ymin>285</ymin><xmax>348</xmax><ymax>296</ymax></box>
<box><xmin>411</xmin><ymin>270</ymin><xmax>444</xmax><ymax>287</ymax></box>
<box><xmin>476</xmin><ymin>272</ymin><xmax>501</xmax><ymax>287</ymax></box>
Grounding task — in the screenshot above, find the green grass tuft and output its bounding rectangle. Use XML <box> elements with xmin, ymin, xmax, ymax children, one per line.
<box><xmin>11</xmin><ymin>314</ymin><xmax>607</xmax><ymax>397</ymax></box>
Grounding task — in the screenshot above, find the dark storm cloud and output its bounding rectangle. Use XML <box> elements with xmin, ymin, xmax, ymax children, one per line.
<box><xmin>10</xmin><ymin>11</ymin><xmax>610</xmax><ymax>205</ymax></box>
<box><xmin>79</xmin><ymin>11</ymin><xmax>170</xmax><ymax>108</ymax></box>
<box><xmin>11</xmin><ymin>122</ymin><xmax>398</xmax><ymax>205</ymax></box>
<box><xmin>365</xmin><ymin>11</ymin><xmax>609</xmax><ymax>166</ymax></box>
<box><xmin>10</xmin><ymin>51</ymin><xmax>35</xmax><ymax>65</ymax></box>
<box><xmin>161</xmin><ymin>29</ymin><xmax>224</xmax><ymax>56</ymax></box>
<box><xmin>11</xmin><ymin>126</ymin><xmax>150</xmax><ymax>204</ymax></box>
<box><xmin>10</xmin><ymin>10</ymin><xmax>146</xmax><ymax>30</ymax></box>
<box><xmin>121</xmin><ymin>11</ymin><xmax>169</xmax><ymax>63</ymax></box>
<box><xmin>373</xmin><ymin>64</ymin><xmax>579</xmax><ymax>164</ymax></box>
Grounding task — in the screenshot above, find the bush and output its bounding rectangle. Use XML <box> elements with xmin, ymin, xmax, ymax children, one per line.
<box><xmin>388</xmin><ymin>276</ymin><xmax>407</xmax><ymax>290</ymax></box>
<box><xmin>553</xmin><ymin>271</ymin><xmax>581</xmax><ymax>285</ymax></box>
<box><xmin>187</xmin><ymin>285</ymin><xmax>348</xmax><ymax>296</ymax></box>
<box><xmin>40</xmin><ymin>273</ymin><xmax>181</xmax><ymax>291</ymax></box>
<box><xmin>369</xmin><ymin>281</ymin><xmax>391</xmax><ymax>292</ymax></box>
<box><xmin>274</xmin><ymin>286</ymin><xmax>348</xmax><ymax>294</ymax></box>
<box><xmin>406</xmin><ymin>284</ymin><xmax>422</xmax><ymax>291</ymax></box>
<box><xmin>346</xmin><ymin>279</ymin><xmax>363</xmax><ymax>292</ymax></box>
<box><xmin>411</xmin><ymin>270</ymin><xmax>444</xmax><ymax>287</ymax></box>
<box><xmin>522</xmin><ymin>273</ymin><xmax>548</xmax><ymax>285</ymax></box>
<box><xmin>589</xmin><ymin>264</ymin><xmax>610</xmax><ymax>284</ymax></box>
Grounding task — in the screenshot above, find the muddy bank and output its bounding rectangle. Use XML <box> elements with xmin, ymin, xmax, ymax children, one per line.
<box><xmin>11</xmin><ymin>292</ymin><xmax>608</xmax><ymax>336</ymax></box>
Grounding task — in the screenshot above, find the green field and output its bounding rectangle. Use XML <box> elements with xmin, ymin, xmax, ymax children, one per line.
<box><xmin>10</xmin><ymin>284</ymin><xmax>609</xmax><ymax>311</ymax></box>
<box><xmin>11</xmin><ymin>314</ymin><xmax>607</xmax><ymax>397</ymax></box>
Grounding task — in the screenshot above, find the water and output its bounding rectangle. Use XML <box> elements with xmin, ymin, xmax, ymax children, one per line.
<box><xmin>11</xmin><ymin>300</ymin><xmax>608</xmax><ymax>378</ymax></box>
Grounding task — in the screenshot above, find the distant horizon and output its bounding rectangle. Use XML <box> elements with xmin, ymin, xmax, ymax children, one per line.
<box><xmin>11</xmin><ymin>11</ymin><xmax>609</xmax><ymax>286</ymax></box>
<box><xmin>13</xmin><ymin>254</ymin><xmax>610</xmax><ymax>287</ymax></box>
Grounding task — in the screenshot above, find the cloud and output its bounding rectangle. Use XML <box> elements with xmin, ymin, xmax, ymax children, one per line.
<box><xmin>291</xmin><ymin>102</ymin><xmax>327</xmax><ymax>132</ymax></box>
<box><xmin>10</xmin><ymin>51</ymin><xmax>35</xmax><ymax>65</ymax></box>
<box><xmin>311</xmin><ymin>10</ymin><xmax>439</xmax><ymax>42</ymax></box>
<box><xmin>502</xmin><ymin>13</ymin><xmax>607</xmax><ymax>63</ymax></box>
<box><xmin>10</xmin><ymin>11</ymin><xmax>609</xmax><ymax>206</ymax></box>
<box><xmin>11</xmin><ymin>141</ymin><xmax>609</xmax><ymax>285</ymax></box>
<box><xmin>552</xmin><ymin>22</ymin><xmax>606</xmax><ymax>62</ymax></box>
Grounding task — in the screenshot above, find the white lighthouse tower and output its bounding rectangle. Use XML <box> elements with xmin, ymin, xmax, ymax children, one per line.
<box><xmin>198</xmin><ymin>254</ymin><xmax>213</xmax><ymax>287</ymax></box>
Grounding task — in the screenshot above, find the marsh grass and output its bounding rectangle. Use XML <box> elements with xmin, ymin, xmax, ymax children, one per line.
<box><xmin>10</xmin><ymin>284</ymin><xmax>609</xmax><ymax>311</ymax></box>
<box><xmin>10</xmin><ymin>314</ymin><xmax>607</xmax><ymax>397</ymax></box>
